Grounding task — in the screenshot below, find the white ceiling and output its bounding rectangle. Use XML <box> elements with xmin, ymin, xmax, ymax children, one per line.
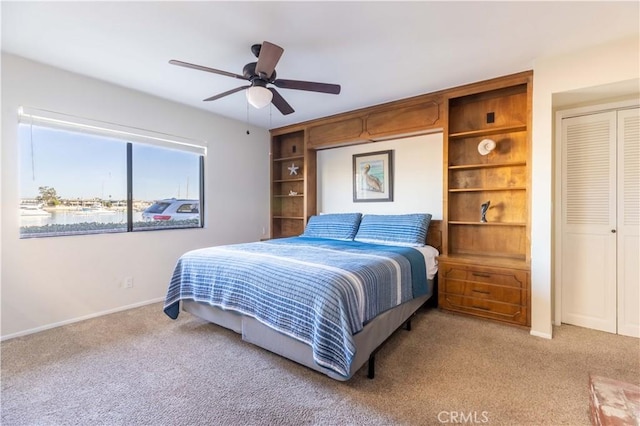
<box><xmin>2</xmin><ymin>1</ymin><xmax>639</xmax><ymax>130</ymax></box>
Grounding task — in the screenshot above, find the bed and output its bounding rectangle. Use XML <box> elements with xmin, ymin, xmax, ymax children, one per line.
<box><xmin>164</xmin><ymin>213</ymin><xmax>441</xmax><ymax>381</ymax></box>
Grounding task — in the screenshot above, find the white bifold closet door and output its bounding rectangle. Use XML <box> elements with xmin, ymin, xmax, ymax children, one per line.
<box><xmin>617</xmin><ymin>108</ymin><xmax>639</xmax><ymax>337</ymax></box>
<box><xmin>561</xmin><ymin>108</ymin><xmax>639</xmax><ymax>338</ymax></box>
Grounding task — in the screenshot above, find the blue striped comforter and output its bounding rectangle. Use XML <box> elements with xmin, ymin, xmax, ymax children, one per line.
<box><xmin>164</xmin><ymin>237</ymin><xmax>427</xmax><ymax>378</ymax></box>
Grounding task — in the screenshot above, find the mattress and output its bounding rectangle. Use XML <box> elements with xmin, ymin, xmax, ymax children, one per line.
<box><xmin>164</xmin><ymin>236</ymin><xmax>437</xmax><ymax>379</ymax></box>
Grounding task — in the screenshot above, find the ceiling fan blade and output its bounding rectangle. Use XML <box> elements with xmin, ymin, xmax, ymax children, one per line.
<box><xmin>269</xmin><ymin>88</ymin><xmax>295</xmax><ymax>115</ymax></box>
<box><xmin>203</xmin><ymin>85</ymin><xmax>250</xmax><ymax>102</ymax></box>
<box><xmin>169</xmin><ymin>60</ymin><xmax>247</xmax><ymax>81</ymax></box>
<box><xmin>273</xmin><ymin>79</ymin><xmax>341</xmax><ymax>95</ymax></box>
<box><xmin>255</xmin><ymin>41</ymin><xmax>284</xmax><ymax>79</ymax></box>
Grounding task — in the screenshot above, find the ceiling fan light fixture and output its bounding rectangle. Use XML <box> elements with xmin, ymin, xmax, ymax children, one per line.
<box><xmin>246</xmin><ymin>86</ymin><xmax>273</xmax><ymax>109</ymax></box>
<box><xmin>170</xmin><ymin>41</ymin><xmax>340</xmax><ymax>115</ymax></box>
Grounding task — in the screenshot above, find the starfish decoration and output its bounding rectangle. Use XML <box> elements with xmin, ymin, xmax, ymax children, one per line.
<box><xmin>288</xmin><ymin>163</ymin><xmax>299</xmax><ymax>175</ymax></box>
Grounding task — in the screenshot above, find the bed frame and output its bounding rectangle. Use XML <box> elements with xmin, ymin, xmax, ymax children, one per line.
<box><xmin>182</xmin><ymin>220</ymin><xmax>442</xmax><ymax>381</ymax></box>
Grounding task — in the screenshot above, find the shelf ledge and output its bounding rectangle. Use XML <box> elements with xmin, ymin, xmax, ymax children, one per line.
<box><xmin>448</xmin><ymin>221</ymin><xmax>526</xmax><ymax>227</ymax></box>
<box><xmin>449</xmin><ymin>161</ymin><xmax>526</xmax><ymax>170</ymax></box>
<box><xmin>449</xmin><ymin>125</ymin><xmax>527</xmax><ymax>139</ymax></box>
<box><xmin>449</xmin><ymin>187</ymin><xmax>526</xmax><ymax>192</ymax></box>
<box><xmin>272</xmin><ymin>155</ymin><xmax>305</xmax><ymax>162</ymax></box>
<box><xmin>273</xmin><ymin>178</ymin><xmax>304</xmax><ymax>183</ymax></box>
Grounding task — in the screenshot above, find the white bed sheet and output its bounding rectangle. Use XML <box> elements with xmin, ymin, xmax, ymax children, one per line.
<box><xmin>416</xmin><ymin>244</ymin><xmax>439</xmax><ymax>280</ymax></box>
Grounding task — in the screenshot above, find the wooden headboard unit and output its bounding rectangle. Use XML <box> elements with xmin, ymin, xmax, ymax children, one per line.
<box><xmin>426</xmin><ymin>220</ymin><xmax>442</xmax><ymax>253</ymax></box>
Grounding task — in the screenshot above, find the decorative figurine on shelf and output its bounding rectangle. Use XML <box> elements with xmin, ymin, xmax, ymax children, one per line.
<box><xmin>477</xmin><ymin>139</ymin><xmax>497</xmax><ymax>156</ymax></box>
<box><xmin>481</xmin><ymin>200</ymin><xmax>491</xmax><ymax>223</ymax></box>
<box><xmin>288</xmin><ymin>190</ymin><xmax>298</xmax><ymax>196</ymax></box>
<box><xmin>288</xmin><ymin>163</ymin><xmax>299</xmax><ymax>175</ymax></box>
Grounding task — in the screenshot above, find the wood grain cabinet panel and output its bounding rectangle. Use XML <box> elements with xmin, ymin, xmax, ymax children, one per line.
<box><xmin>448</xmin><ymin>87</ymin><xmax>527</xmax><ymax>134</ymax></box>
<box><xmin>444</xmin><ymin>280</ymin><xmax>524</xmax><ymax>305</ymax></box>
<box><xmin>365</xmin><ymin>100</ymin><xmax>440</xmax><ymax>139</ymax></box>
<box><xmin>443</xmin><ymin>265</ymin><xmax>527</xmax><ymax>288</ymax></box>
<box><xmin>308</xmin><ymin>117</ymin><xmax>365</xmax><ymax>149</ymax></box>
<box><xmin>440</xmin><ymin>294</ymin><xmax>528</xmax><ymax>324</ymax></box>
<box><xmin>306</xmin><ymin>96</ymin><xmax>442</xmax><ymax>149</ymax></box>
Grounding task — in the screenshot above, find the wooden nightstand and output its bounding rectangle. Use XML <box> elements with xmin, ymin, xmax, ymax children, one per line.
<box><xmin>438</xmin><ymin>256</ymin><xmax>530</xmax><ymax>327</ymax></box>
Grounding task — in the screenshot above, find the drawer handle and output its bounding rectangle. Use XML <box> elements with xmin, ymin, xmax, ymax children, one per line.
<box><xmin>472</xmin><ymin>273</ymin><xmax>491</xmax><ymax>278</ymax></box>
<box><xmin>472</xmin><ymin>289</ymin><xmax>491</xmax><ymax>295</ymax></box>
<box><xmin>472</xmin><ymin>305</ymin><xmax>491</xmax><ymax>311</ymax></box>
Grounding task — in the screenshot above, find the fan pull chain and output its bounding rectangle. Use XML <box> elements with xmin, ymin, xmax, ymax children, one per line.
<box><xmin>246</xmin><ymin>100</ymin><xmax>251</xmax><ymax>135</ymax></box>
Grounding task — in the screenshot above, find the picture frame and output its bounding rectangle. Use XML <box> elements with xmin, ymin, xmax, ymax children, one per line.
<box><xmin>353</xmin><ymin>150</ymin><xmax>394</xmax><ymax>202</ymax></box>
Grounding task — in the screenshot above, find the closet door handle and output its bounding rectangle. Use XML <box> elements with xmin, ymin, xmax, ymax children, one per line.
<box><xmin>611</xmin><ymin>229</ymin><xmax>616</xmax><ymax>233</ymax></box>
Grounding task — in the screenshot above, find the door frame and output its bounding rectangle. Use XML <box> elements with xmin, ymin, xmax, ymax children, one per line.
<box><xmin>553</xmin><ymin>99</ymin><xmax>639</xmax><ymax>327</ymax></box>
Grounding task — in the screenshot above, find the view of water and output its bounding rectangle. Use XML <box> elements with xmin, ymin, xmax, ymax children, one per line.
<box><xmin>20</xmin><ymin>210</ymin><xmax>144</xmax><ymax>227</ymax></box>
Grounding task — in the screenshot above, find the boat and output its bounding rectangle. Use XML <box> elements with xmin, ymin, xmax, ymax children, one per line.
<box><xmin>20</xmin><ymin>204</ymin><xmax>52</xmax><ymax>217</ymax></box>
<box><xmin>77</xmin><ymin>202</ymin><xmax>112</xmax><ymax>214</ymax></box>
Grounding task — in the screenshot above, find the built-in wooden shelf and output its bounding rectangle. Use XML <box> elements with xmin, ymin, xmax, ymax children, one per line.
<box><xmin>448</xmin><ymin>161</ymin><xmax>527</xmax><ymax>170</ymax></box>
<box><xmin>449</xmin><ymin>124</ymin><xmax>527</xmax><ymax>139</ymax></box>
<box><xmin>449</xmin><ymin>187</ymin><xmax>526</xmax><ymax>192</ymax></box>
<box><xmin>273</xmin><ymin>178</ymin><xmax>304</xmax><ymax>183</ymax></box>
<box><xmin>270</xmin><ymin>129</ymin><xmax>315</xmax><ymax>239</ymax></box>
<box><xmin>273</xmin><ymin>155</ymin><xmax>305</xmax><ymax>162</ymax></box>
<box><xmin>440</xmin><ymin>73</ymin><xmax>532</xmax><ymax>327</ymax></box>
<box><xmin>448</xmin><ymin>221</ymin><xmax>526</xmax><ymax>227</ymax></box>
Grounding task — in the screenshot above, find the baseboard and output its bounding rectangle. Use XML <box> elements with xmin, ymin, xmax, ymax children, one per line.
<box><xmin>0</xmin><ymin>297</ymin><xmax>165</xmax><ymax>341</ymax></box>
<box><xmin>530</xmin><ymin>329</ymin><xmax>553</xmax><ymax>339</ymax></box>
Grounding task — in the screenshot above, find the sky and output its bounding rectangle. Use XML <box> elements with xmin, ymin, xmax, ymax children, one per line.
<box><xmin>19</xmin><ymin>124</ymin><xmax>200</xmax><ymax>201</ymax></box>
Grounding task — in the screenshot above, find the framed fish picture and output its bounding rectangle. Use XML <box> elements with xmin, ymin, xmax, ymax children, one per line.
<box><xmin>352</xmin><ymin>150</ymin><xmax>393</xmax><ymax>202</ymax></box>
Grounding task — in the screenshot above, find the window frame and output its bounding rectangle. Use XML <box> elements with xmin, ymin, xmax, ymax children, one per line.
<box><xmin>18</xmin><ymin>107</ymin><xmax>207</xmax><ymax>238</ymax></box>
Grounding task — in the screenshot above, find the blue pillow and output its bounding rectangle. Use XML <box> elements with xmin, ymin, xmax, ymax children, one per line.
<box><xmin>302</xmin><ymin>213</ymin><xmax>363</xmax><ymax>241</ymax></box>
<box><xmin>354</xmin><ymin>213</ymin><xmax>432</xmax><ymax>247</ymax></box>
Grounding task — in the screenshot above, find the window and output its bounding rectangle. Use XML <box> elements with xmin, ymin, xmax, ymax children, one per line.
<box><xmin>18</xmin><ymin>108</ymin><xmax>206</xmax><ymax>238</ymax></box>
<box><xmin>131</xmin><ymin>143</ymin><xmax>202</xmax><ymax>232</ymax></box>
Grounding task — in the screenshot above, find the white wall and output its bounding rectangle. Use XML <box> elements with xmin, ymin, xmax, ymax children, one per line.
<box><xmin>530</xmin><ymin>36</ymin><xmax>640</xmax><ymax>338</ymax></box>
<box><xmin>1</xmin><ymin>54</ymin><xmax>271</xmax><ymax>339</ymax></box>
<box><xmin>317</xmin><ymin>133</ymin><xmax>443</xmax><ymax>218</ymax></box>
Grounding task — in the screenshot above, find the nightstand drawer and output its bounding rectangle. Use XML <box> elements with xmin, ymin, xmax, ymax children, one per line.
<box><xmin>440</xmin><ymin>294</ymin><xmax>528</xmax><ymax>325</ymax></box>
<box><xmin>443</xmin><ymin>280</ymin><xmax>523</xmax><ymax>305</ymax></box>
<box><xmin>441</xmin><ymin>264</ymin><xmax>527</xmax><ymax>288</ymax></box>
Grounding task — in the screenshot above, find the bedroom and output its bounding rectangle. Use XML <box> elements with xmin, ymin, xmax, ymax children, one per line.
<box><xmin>1</xmin><ymin>1</ymin><xmax>639</xmax><ymax>424</ymax></box>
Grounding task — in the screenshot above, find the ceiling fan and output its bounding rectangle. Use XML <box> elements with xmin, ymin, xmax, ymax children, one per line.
<box><xmin>169</xmin><ymin>41</ymin><xmax>341</xmax><ymax>115</ymax></box>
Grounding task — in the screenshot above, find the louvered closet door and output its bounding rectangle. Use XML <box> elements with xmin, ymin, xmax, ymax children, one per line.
<box><xmin>617</xmin><ymin>108</ymin><xmax>639</xmax><ymax>338</ymax></box>
<box><xmin>561</xmin><ymin>111</ymin><xmax>617</xmax><ymax>333</ymax></box>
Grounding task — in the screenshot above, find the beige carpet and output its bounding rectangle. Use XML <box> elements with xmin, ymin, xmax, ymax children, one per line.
<box><xmin>2</xmin><ymin>303</ymin><xmax>639</xmax><ymax>425</ymax></box>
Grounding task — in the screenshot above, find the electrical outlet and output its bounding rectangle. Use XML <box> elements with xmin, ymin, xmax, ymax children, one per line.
<box><xmin>123</xmin><ymin>276</ymin><xmax>134</xmax><ymax>289</ymax></box>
